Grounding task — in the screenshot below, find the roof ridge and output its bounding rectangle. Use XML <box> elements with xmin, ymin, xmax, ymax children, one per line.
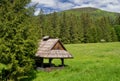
<box><xmin>47</xmin><ymin>39</ymin><xmax>59</xmax><ymax>50</ymax></box>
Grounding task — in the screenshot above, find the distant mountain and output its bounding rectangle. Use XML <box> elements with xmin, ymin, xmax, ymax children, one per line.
<box><xmin>59</xmin><ymin>7</ymin><xmax>119</xmax><ymax>19</ymax></box>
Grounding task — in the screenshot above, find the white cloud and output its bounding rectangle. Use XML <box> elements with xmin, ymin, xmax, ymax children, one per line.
<box><xmin>68</xmin><ymin>0</ymin><xmax>83</xmax><ymax>4</ymax></box>
<box><xmin>31</xmin><ymin>0</ymin><xmax>120</xmax><ymax>15</ymax></box>
<box><xmin>57</xmin><ymin>2</ymin><xmax>74</xmax><ymax>10</ymax></box>
<box><xmin>34</xmin><ymin>8</ymin><xmax>40</xmax><ymax>15</ymax></box>
<box><xmin>101</xmin><ymin>3</ymin><xmax>120</xmax><ymax>13</ymax></box>
<box><xmin>31</xmin><ymin>0</ymin><xmax>57</xmax><ymax>8</ymax></box>
<box><xmin>71</xmin><ymin>0</ymin><xmax>120</xmax><ymax>13</ymax></box>
<box><xmin>91</xmin><ymin>0</ymin><xmax>120</xmax><ymax>13</ymax></box>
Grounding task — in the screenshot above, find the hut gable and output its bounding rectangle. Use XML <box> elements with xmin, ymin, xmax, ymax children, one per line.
<box><xmin>52</xmin><ymin>41</ymin><xmax>66</xmax><ymax>50</ymax></box>
<box><xmin>36</xmin><ymin>38</ymin><xmax>73</xmax><ymax>59</ymax></box>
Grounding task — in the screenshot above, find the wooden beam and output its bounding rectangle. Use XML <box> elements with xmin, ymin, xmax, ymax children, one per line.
<box><xmin>40</xmin><ymin>58</ymin><xmax>44</xmax><ymax>67</ymax></box>
<box><xmin>61</xmin><ymin>58</ymin><xmax>64</xmax><ymax>66</ymax></box>
<box><xmin>49</xmin><ymin>58</ymin><xmax>53</xmax><ymax>67</ymax></box>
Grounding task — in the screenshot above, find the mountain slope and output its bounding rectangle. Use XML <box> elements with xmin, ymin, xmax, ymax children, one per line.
<box><xmin>60</xmin><ymin>7</ymin><xmax>118</xmax><ymax>18</ymax></box>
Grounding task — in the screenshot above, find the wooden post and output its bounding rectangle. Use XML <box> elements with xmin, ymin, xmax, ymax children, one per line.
<box><xmin>49</xmin><ymin>58</ymin><xmax>53</xmax><ymax>67</ymax></box>
<box><xmin>40</xmin><ymin>58</ymin><xmax>44</xmax><ymax>67</ymax></box>
<box><xmin>61</xmin><ymin>58</ymin><xmax>64</xmax><ymax>66</ymax></box>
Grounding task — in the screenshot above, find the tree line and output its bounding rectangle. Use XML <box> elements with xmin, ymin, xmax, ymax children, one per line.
<box><xmin>38</xmin><ymin>9</ymin><xmax>120</xmax><ymax>44</ymax></box>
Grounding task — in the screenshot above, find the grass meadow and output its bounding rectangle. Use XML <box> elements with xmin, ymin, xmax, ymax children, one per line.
<box><xmin>1</xmin><ymin>42</ymin><xmax>120</xmax><ymax>81</ymax></box>
<box><xmin>33</xmin><ymin>42</ymin><xmax>120</xmax><ymax>81</ymax></box>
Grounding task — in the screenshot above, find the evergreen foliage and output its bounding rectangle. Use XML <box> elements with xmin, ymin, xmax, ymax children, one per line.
<box><xmin>37</xmin><ymin>10</ymin><xmax>119</xmax><ymax>43</ymax></box>
<box><xmin>0</xmin><ymin>0</ymin><xmax>40</xmax><ymax>80</ymax></box>
<box><xmin>114</xmin><ymin>14</ymin><xmax>120</xmax><ymax>41</ymax></box>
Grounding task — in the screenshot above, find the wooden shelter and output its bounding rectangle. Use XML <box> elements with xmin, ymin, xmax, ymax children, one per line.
<box><xmin>35</xmin><ymin>36</ymin><xmax>73</xmax><ymax>67</ymax></box>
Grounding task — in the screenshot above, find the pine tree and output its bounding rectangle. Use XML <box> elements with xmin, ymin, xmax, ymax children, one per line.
<box><xmin>45</xmin><ymin>12</ymin><xmax>58</xmax><ymax>37</ymax></box>
<box><xmin>114</xmin><ymin>14</ymin><xmax>120</xmax><ymax>41</ymax></box>
<box><xmin>115</xmin><ymin>14</ymin><xmax>120</xmax><ymax>25</ymax></box>
<box><xmin>80</xmin><ymin>13</ymin><xmax>92</xmax><ymax>43</ymax></box>
<box><xmin>88</xmin><ymin>22</ymin><xmax>98</xmax><ymax>43</ymax></box>
<box><xmin>114</xmin><ymin>25</ymin><xmax>120</xmax><ymax>41</ymax></box>
<box><xmin>0</xmin><ymin>0</ymin><xmax>39</xmax><ymax>80</ymax></box>
<box><xmin>59</xmin><ymin>12</ymin><xmax>70</xmax><ymax>43</ymax></box>
<box><xmin>51</xmin><ymin>12</ymin><xmax>57</xmax><ymax>37</ymax></box>
<box><xmin>69</xmin><ymin>14</ymin><xmax>79</xmax><ymax>43</ymax></box>
<box><xmin>98</xmin><ymin>16</ymin><xmax>117</xmax><ymax>42</ymax></box>
<box><xmin>38</xmin><ymin>8</ymin><xmax>45</xmax><ymax>37</ymax></box>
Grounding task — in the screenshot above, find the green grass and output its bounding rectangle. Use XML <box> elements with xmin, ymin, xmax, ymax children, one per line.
<box><xmin>33</xmin><ymin>42</ymin><xmax>120</xmax><ymax>81</ymax></box>
<box><xmin>1</xmin><ymin>42</ymin><xmax>120</xmax><ymax>81</ymax></box>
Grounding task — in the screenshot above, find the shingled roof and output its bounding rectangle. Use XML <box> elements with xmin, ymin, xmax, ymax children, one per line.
<box><xmin>35</xmin><ymin>38</ymin><xmax>73</xmax><ymax>59</ymax></box>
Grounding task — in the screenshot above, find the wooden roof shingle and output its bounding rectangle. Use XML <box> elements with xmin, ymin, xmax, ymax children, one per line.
<box><xmin>36</xmin><ymin>39</ymin><xmax>73</xmax><ymax>59</ymax></box>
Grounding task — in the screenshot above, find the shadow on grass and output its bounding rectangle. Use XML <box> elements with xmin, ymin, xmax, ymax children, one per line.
<box><xmin>36</xmin><ymin>63</ymin><xmax>68</xmax><ymax>72</ymax></box>
<box><xmin>21</xmin><ymin>63</ymin><xmax>68</xmax><ymax>81</ymax></box>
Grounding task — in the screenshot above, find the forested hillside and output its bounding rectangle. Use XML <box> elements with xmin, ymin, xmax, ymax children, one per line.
<box><xmin>36</xmin><ymin>7</ymin><xmax>120</xmax><ymax>43</ymax></box>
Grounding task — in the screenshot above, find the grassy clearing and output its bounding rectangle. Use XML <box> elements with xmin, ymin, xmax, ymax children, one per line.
<box><xmin>33</xmin><ymin>42</ymin><xmax>120</xmax><ymax>81</ymax></box>
<box><xmin>1</xmin><ymin>42</ymin><xmax>120</xmax><ymax>81</ymax></box>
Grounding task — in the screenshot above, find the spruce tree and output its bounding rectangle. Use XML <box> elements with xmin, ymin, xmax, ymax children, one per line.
<box><xmin>59</xmin><ymin>12</ymin><xmax>70</xmax><ymax>43</ymax></box>
<box><xmin>38</xmin><ymin>8</ymin><xmax>45</xmax><ymax>37</ymax></box>
<box><xmin>80</xmin><ymin>13</ymin><xmax>92</xmax><ymax>43</ymax></box>
<box><xmin>69</xmin><ymin>14</ymin><xmax>79</xmax><ymax>43</ymax></box>
<box><xmin>114</xmin><ymin>14</ymin><xmax>120</xmax><ymax>41</ymax></box>
<box><xmin>0</xmin><ymin>0</ymin><xmax>39</xmax><ymax>80</ymax></box>
<box><xmin>51</xmin><ymin>12</ymin><xmax>57</xmax><ymax>37</ymax></box>
<box><xmin>98</xmin><ymin>16</ymin><xmax>117</xmax><ymax>42</ymax></box>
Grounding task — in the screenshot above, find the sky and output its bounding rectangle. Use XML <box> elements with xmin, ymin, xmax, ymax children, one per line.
<box><xmin>31</xmin><ymin>0</ymin><xmax>120</xmax><ymax>15</ymax></box>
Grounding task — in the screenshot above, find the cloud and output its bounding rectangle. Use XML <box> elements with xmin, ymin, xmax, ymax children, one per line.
<box><xmin>31</xmin><ymin>0</ymin><xmax>57</xmax><ymax>8</ymax></box>
<box><xmin>31</xmin><ymin>0</ymin><xmax>120</xmax><ymax>15</ymax></box>
<box><xmin>70</xmin><ymin>0</ymin><xmax>120</xmax><ymax>13</ymax></box>
<box><xmin>57</xmin><ymin>2</ymin><xmax>74</xmax><ymax>10</ymax></box>
<box><xmin>101</xmin><ymin>2</ymin><xmax>120</xmax><ymax>13</ymax></box>
<box><xmin>92</xmin><ymin>0</ymin><xmax>120</xmax><ymax>13</ymax></box>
